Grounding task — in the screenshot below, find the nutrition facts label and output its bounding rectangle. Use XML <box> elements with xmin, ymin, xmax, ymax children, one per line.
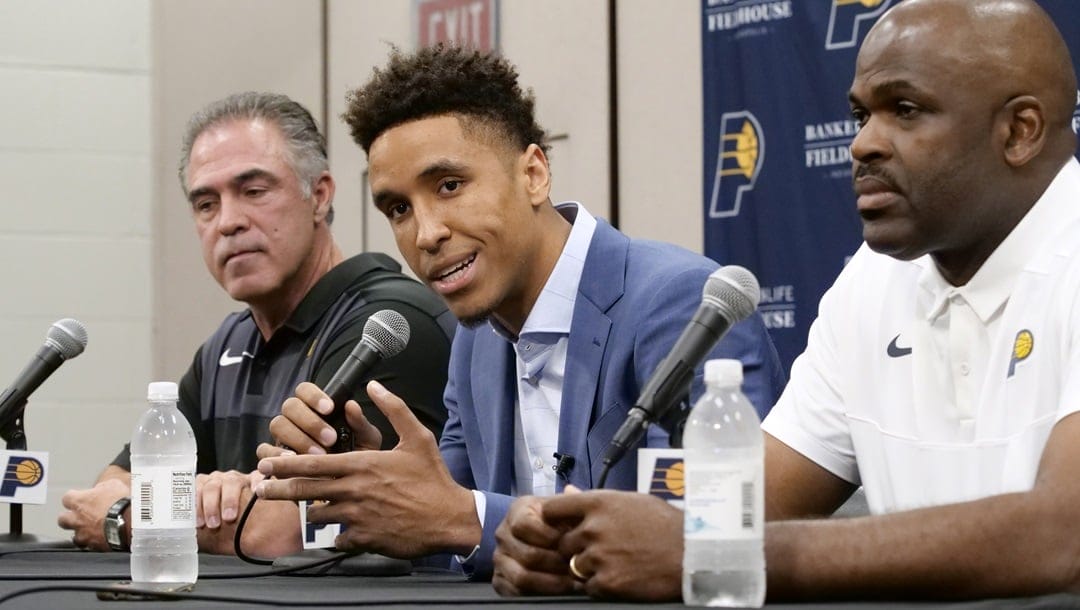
<box><xmin>131</xmin><ymin>465</ymin><xmax>196</xmax><ymax>529</ymax></box>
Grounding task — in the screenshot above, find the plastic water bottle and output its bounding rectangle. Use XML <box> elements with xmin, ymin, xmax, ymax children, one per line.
<box><xmin>682</xmin><ymin>359</ymin><xmax>765</xmax><ymax>607</ymax></box>
<box><xmin>130</xmin><ymin>381</ymin><xmax>198</xmax><ymax>585</ymax></box>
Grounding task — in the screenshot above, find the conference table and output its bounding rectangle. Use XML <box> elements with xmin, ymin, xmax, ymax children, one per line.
<box><xmin>0</xmin><ymin>548</ymin><xmax>1078</xmax><ymax>609</ymax></box>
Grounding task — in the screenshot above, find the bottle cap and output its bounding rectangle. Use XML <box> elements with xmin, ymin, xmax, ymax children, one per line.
<box><xmin>704</xmin><ymin>359</ymin><xmax>743</xmax><ymax>387</ymax></box>
<box><xmin>147</xmin><ymin>381</ymin><xmax>179</xmax><ymax>401</ymax></box>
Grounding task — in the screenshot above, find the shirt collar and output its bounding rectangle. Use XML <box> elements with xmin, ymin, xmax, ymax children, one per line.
<box><xmin>918</xmin><ymin>158</ymin><xmax>1080</xmax><ymax>322</ymax></box>
<box><xmin>490</xmin><ymin>202</ymin><xmax>597</xmax><ymax>343</ymax></box>
<box><xmin>281</xmin><ymin>252</ymin><xmax>402</xmax><ymax>334</ymax></box>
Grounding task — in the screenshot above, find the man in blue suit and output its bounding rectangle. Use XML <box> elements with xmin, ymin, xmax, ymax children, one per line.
<box><xmin>254</xmin><ymin>44</ymin><xmax>784</xmax><ymax>579</ymax></box>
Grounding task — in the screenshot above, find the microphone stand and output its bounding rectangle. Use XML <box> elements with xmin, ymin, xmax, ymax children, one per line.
<box><xmin>0</xmin><ymin>400</ymin><xmax>74</xmax><ymax>549</ymax></box>
<box><xmin>655</xmin><ymin>393</ymin><xmax>691</xmax><ymax>450</ymax></box>
<box><xmin>598</xmin><ymin>385</ymin><xmax>692</xmax><ymax>489</ymax></box>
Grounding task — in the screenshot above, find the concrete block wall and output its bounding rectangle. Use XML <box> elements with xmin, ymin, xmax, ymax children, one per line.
<box><xmin>0</xmin><ymin>0</ymin><xmax>152</xmax><ymax>539</ymax></box>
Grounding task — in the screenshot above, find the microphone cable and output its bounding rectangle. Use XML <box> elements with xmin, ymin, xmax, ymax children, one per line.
<box><xmin>233</xmin><ymin>492</ymin><xmax>273</xmax><ymax>565</ymax></box>
<box><xmin>233</xmin><ymin>485</ymin><xmax>355</xmax><ymax>574</ymax></box>
<box><xmin>0</xmin><ymin>545</ymin><xmax>348</xmax><ymax>581</ymax></box>
<box><xmin>596</xmin><ymin>463</ymin><xmax>613</xmax><ymax>489</ymax></box>
<box><xmin>0</xmin><ymin>584</ymin><xmax>580</xmax><ymax>607</ymax></box>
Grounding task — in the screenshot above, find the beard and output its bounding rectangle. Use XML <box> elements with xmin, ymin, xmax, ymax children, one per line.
<box><xmin>446</xmin><ymin>290</ymin><xmax>501</xmax><ymax>330</ymax></box>
<box><xmin>457</xmin><ymin>312</ymin><xmax>492</xmax><ymax>329</ymax></box>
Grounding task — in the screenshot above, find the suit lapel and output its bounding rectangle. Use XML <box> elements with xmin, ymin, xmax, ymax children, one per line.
<box><xmin>557</xmin><ymin>220</ymin><xmax>629</xmax><ymax>490</ymax></box>
<box><xmin>474</xmin><ymin>330</ymin><xmax>517</xmax><ymax>494</ymax></box>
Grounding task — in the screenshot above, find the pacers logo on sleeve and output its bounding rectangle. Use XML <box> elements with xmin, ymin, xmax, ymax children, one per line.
<box><xmin>1007</xmin><ymin>329</ymin><xmax>1034</xmax><ymax>378</ymax></box>
<box><xmin>826</xmin><ymin>0</ymin><xmax>892</xmax><ymax>50</ymax></box>
<box><xmin>709</xmin><ymin>111</ymin><xmax>764</xmax><ymax>219</ymax></box>
<box><xmin>0</xmin><ymin>452</ymin><xmax>48</xmax><ymax>504</ymax></box>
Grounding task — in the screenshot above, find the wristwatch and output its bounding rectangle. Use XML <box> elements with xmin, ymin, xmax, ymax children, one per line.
<box><xmin>104</xmin><ymin>496</ymin><xmax>131</xmax><ymax>552</ymax></box>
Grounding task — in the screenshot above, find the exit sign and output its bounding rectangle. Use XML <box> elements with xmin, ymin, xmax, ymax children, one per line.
<box><xmin>414</xmin><ymin>0</ymin><xmax>498</xmax><ymax>51</ymax></box>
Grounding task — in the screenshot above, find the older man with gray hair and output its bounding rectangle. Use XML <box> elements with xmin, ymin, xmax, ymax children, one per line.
<box><xmin>58</xmin><ymin>92</ymin><xmax>455</xmax><ymax>557</ymax></box>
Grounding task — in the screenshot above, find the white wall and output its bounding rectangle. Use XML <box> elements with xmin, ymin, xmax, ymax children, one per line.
<box><xmin>326</xmin><ymin>0</ymin><xmax>613</xmax><ymax>267</ymax></box>
<box><xmin>617</xmin><ymin>0</ymin><xmax>702</xmax><ymax>251</ymax></box>
<box><xmin>0</xmin><ymin>0</ymin><xmax>152</xmax><ymax>539</ymax></box>
<box><xmin>325</xmin><ymin>0</ymin><xmax>700</xmax><ymax>268</ymax></box>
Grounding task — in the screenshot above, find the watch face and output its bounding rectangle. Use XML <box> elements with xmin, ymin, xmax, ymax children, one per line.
<box><xmin>105</xmin><ymin>521</ymin><xmax>121</xmax><ymax>547</ymax></box>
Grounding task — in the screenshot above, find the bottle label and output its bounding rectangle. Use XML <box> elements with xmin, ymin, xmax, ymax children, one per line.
<box><xmin>684</xmin><ymin>459</ymin><xmax>762</xmax><ymax>541</ymax></box>
<box><xmin>131</xmin><ymin>465</ymin><xmax>196</xmax><ymax>530</ymax></box>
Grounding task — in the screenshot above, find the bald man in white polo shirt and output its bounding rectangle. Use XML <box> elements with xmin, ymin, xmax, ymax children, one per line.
<box><xmin>491</xmin><ymin>0</ymin><xmax>1080</xmax><ymax>602</ymax></box>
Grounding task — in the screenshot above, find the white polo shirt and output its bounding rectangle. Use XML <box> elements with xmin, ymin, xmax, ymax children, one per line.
<box><xmin>762</xmin><ymin>158</ymin><xmax>1080</xmax><ymax>514</ymax></box>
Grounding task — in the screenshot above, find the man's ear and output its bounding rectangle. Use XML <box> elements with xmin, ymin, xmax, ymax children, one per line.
<box><xmin>998</xmin><ymin>95</ymin><xmax>1046</xmax><ymax>168</ymax></box>
<box><xmin>521</xmin><ymin>144</ymin><xmax>552</xmax><ymax>208</ymax></box>
<box><xmin>312</xmin><ymin>172</ymin><xmax>336</xmax><ymax>223</ymax></box>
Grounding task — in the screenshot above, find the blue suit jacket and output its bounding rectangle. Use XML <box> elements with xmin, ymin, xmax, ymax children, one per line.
<box><xmin>438</xmin><ymin>219</ymin><xmax>784</xmax><ymax>579</ymax></box>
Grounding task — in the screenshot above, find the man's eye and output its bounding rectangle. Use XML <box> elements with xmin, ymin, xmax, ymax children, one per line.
<box><xmin>896</xmin><ymin>103</ymin><xmax>921</xmax><ymax>119</ymax></box>
<box><xmin>850</xmin><ymin>108</ymin><xmax>868</xmax><ymax>127</ymax></box>
<box><xmin>439</xmin><ymin>179</ymin><xmax>462</xmax><ymax>194</ymax></box>
<box><xmin>388</xmin><ymin>202</ymin><xmax>411</xmax><ymax>219</ymax></box>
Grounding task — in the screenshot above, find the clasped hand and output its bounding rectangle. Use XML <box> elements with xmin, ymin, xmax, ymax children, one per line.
<box><xmin>493</xmin><ymin>489</ymin><xmax>683</xmax><ymax>601</ymax></box>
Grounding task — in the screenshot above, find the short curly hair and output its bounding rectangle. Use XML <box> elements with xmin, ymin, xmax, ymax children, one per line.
<box><xmin>342</xmin><ymin>44</ymin><xmax>549</xmax><ymax>157</ymax></box>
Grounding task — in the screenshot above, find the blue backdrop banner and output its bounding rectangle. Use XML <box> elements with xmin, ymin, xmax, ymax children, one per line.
<box><xmin>702</xmin><ymin>0</ymin><xmax>1080</xmax><ymax>374</ymax></box>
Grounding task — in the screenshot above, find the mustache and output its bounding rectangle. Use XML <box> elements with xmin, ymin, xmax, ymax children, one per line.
<box><xmin>853</xmin><ymin>163</ymin><xmax>899</xmax><ymax>190</ymax></box>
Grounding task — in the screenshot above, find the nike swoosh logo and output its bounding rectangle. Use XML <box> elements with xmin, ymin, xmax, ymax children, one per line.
<box><xmin>219</xmin><ymin>349</ymin><xmax>255</xmax><ymax>367</ymax></box>
<box><xmin>887</xmin><ymin>334</ymin><xmax>912</xmax><ymax>358</ymax></box>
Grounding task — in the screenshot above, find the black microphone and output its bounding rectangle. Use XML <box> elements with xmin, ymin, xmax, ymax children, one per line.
<box><xmin>601</xmin><ymin>266</ymin><xmax>760</xmax><ymax>472</ymax></box>
<box><xmin>553</xmin><ymin>452</ymin><xmax>576</xmax><ymax>483</ymax></box>
<box><xmin>322</xmin><ymin>309</ymin><xmax>410</xmax><ymax>453</ymax></box>
<box><xmin>0</xmin><ymin>319</ymin><xmax>88</xmax><ymax>435</ymax></box>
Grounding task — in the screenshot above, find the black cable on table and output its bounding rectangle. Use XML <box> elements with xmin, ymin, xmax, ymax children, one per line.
<box><xmin>0</xmin><ymin>584</ymin><xmax>583</xmax><ymax>606</ymax></box>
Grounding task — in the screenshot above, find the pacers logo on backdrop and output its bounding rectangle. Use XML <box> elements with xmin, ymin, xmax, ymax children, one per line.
<box><xmin>648</xmin><ymin>457</ymin><xmax>684</xmax><ymax>500</ymax></box>
<box><xmin>0</xmin><ymin>454</ymin><xmax>46</xmax><ymax>504</ymax></box>
<box><xmin>826</xmin><ymin>0</ymin><xmax>892</xmax><ymax>50</ymax></box>
<box><xmin>709</xmin><ymin>111</ymin><xmax>764</xmax><ymax>219</ymax></box>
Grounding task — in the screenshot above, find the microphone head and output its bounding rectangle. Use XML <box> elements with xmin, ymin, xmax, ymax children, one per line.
<box><xmin>361</xmin><ymin>310</ymin><xmax>411</xmax><ymax>358</ymax></box>
<box><xmin>45</xmin><ymin>318</ymin><xmax>88</xmax><ymax>360</ymax></box>
<box><xmin>703</xmin><ymin>265</ymin><xmax>760</xmax><ymax>323</ymax></box>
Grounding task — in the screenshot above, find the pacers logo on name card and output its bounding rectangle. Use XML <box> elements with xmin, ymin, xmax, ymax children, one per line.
<box><xmin>638</xmin><ymin>448</ymin><xmax>685</xmax><ymax>508</ymax></box>
<box><xmin>0</xmin><ymin>452</ymin><xmax>48</xmax><ymax>504</ymax></box>
<box><xmin>648</xmin><ymin>457</ymin><xmax>685</xmax><ymax>500</ymax></box>
<box><xmin>825</xmin><ymin>0</ymin><xmax>892</xmax><ymax>51</ymax></box>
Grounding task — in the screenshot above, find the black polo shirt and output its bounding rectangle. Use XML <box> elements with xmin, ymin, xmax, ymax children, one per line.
<box><xmin>113</xmin><ymin>253</ymin><xmax>456</xmax><ymax>474</ymax></box>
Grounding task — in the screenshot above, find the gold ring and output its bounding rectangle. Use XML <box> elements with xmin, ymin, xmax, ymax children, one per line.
<box><xmin>568</xmin><ymin>553</ymin><xmax>587</xmax><ymax>581</ymax></box>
